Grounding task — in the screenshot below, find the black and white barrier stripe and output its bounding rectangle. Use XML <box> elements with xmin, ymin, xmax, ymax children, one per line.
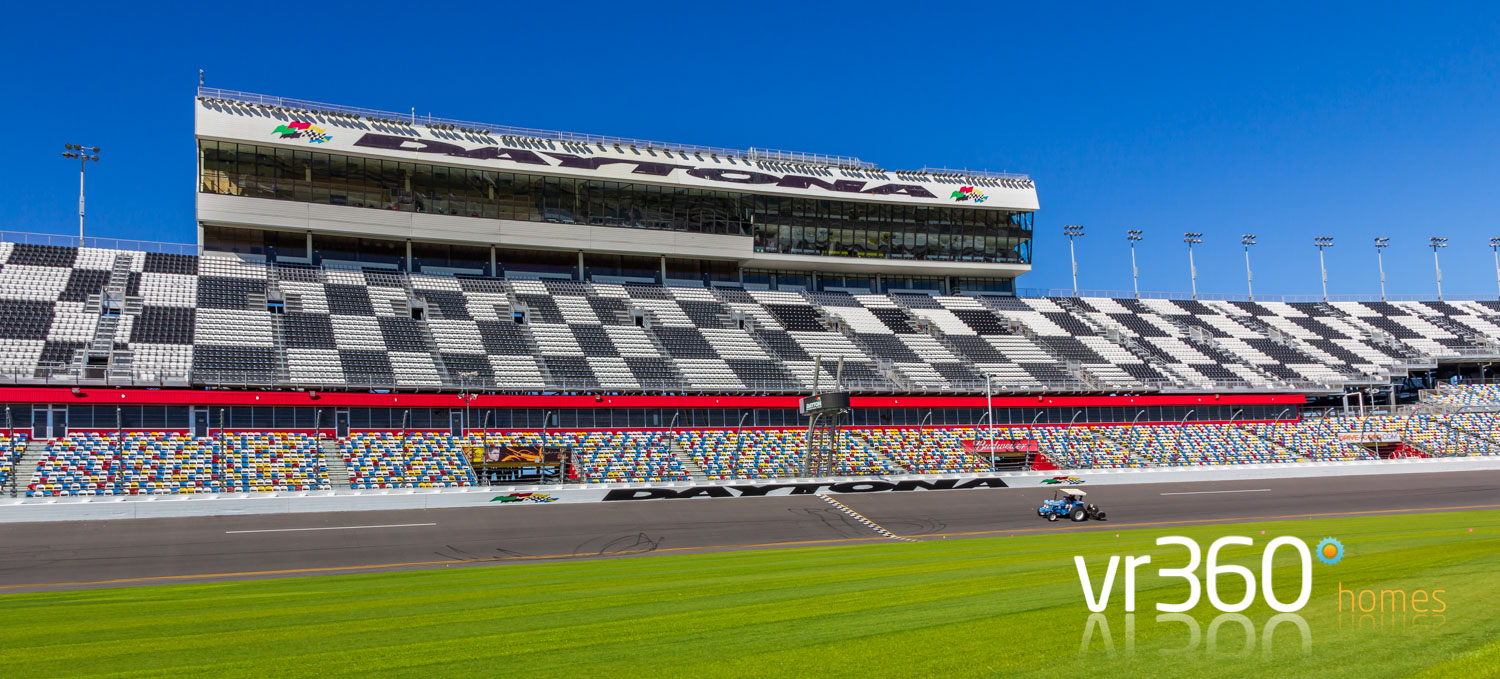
<box><xmin>819</xmin><ymin>494</ymin><xmax>914</xmax><ymax>542</ymax></box>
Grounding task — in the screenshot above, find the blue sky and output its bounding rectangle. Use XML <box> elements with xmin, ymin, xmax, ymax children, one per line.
<box><xmin>5</xmin><ymin>1</ymin><xmax>1500</xmax><ymax>297</ymax></box>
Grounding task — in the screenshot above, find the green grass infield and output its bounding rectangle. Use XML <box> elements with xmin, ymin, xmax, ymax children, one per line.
<box><xmin>3</xmin><ymin>509</ymin><xmax>1498</xmax><ymax>678</ymax></box>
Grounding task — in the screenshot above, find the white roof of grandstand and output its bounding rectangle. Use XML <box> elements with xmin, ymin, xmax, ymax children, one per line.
<box><xmin>197</xmin><ymin>87</ymin><xmax>1032</xmax><ymax>184</ymax></box>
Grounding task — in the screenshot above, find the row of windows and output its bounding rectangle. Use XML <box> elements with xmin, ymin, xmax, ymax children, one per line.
<box><xmin>37</xmin><ymin>404</ymin><xmax>1296</xmax><ymax>431</ymax></box>
<box><xmin>199</xmin><ymin>141</ymin><xmax>1033</xmax><ymax>265</ymax></box>
<box><xmin>201</xmin><ymin>226</ymin><xmax>1013</xmax><ymax>293</ymax></box>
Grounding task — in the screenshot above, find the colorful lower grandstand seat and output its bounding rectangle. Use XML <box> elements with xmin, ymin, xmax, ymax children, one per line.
<box><xmin>26</xmin><ymin>432</ymin><xmax>331</xmax><ymax>497</ymax></box>
<box><xmin>469</xmin><ymin>431</ymin><xmax>689</xmax><ymax>482</ymax></box>
<box><xmin>1027</xmin><ymin>426</ymin><xmax>1143</xmax><ymax>469</ymax></box>
<box><xmin>0</xmin><ymin>433</ymin><xmax>27</xmax><ymax>489</ymax></box>
<box><xmin>678</xmin><ymin>429</ymin><xmax>800</xmax><ymax>479</ymax></box>
<box><xmin>1106</xmin><ymin>424</ymin><xmax>1298</xmax><ymax>466</ymax></box>
<box><xmin>850</xmin><ymin>428</ymin><xmax>990</xmax><ymax>474</ymax></box>
<box><xmin>219</xmin><ymin>432</ymin><xmax>331</xmax><ymax>491</ymax></box>
<box><xmin>340</xmin><ymin>432</ymin><xmax>476</xmax><ymax>489</ymax></box>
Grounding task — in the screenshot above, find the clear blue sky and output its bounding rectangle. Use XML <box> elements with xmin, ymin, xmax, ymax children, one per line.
<box><xmin>6</xmin><ymin>1</ymin><xmax>1500</xmax><ymax>297</ymax></box>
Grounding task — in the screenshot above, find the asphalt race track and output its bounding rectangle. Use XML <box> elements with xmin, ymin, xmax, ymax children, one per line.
<box><xmin>3</xmin><ymin>470</ymin><xmax>1499</xmax><ymax>592</ymax></box>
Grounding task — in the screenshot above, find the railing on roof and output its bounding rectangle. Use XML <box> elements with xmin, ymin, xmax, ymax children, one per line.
<box><xmin>199</xmin><ymin>87</ymin><xmax>879</xmax><ymax>171</ymax></box>
<box><xmin>0</xmin><ymin>231</ymin><xmax>196</xmax><ymax>256</ymax></box>
<box><xmin>917</xmin><ymin>166</ymin><xmax>1033</xmax><ymax>181</ymax></box>
<box><xmin>1015</xmin><ymin>287</ymin><xmax>1500</xmax><ymax>303</ymax></box>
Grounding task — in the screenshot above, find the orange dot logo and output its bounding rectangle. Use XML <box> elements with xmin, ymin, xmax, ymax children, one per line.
<box><xmin>1315</xmin><ymin>537</ymin><xmax>1345</xmax><ymax>565</ymax></box>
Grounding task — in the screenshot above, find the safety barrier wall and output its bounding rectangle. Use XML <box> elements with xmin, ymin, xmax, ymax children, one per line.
<box><xmin>3</xmin><ymin>455</ymin><xmax>1497</xmax><ymax>523</ymax></box>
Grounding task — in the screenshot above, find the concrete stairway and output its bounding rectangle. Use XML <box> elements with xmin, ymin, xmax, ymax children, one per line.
<box><xmin>670</xmin><ymin>440</ymin><xmax>709</xmax><ymax>482</ymax></box>
<box><xmin>320</xmin><ymin>438</ymin><xmax>351</xmax><ymax>489</ymax></box>
<box><xmin>9</xmin><ymin>440</ymin><xmax>48</xmax><ymax>496</ymax></box>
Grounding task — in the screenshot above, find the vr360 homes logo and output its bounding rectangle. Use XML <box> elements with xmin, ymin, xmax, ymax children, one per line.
<box><xmin>1076</xmin><ymin>536</ymin><xmax>1315</xmax><ymax>613</ymax></box>
<box><xmin>272</xmin><ymin>121</ymin><xmax>332</xmax><ymax>144</ymax></box>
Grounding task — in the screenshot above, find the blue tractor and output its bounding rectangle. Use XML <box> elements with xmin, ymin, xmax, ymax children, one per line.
<box><xmin>1037</xmin><ymin>487</ymin><xmax>1106</xmax><ymax>522</ymax></box>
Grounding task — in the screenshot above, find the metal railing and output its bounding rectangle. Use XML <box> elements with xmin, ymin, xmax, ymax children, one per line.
<box><xmin>1014</xmin><ymin>286</ymin><xmax>1500</xmax><ymax>303</ymax></box>
<box><xmin>0</xmin><ymin>231</ymin><xmax>196</xmax><ymax>256</ymax></box>
<box><xmin>199</xmin><ymin>87</ymin><xmax>879</xmax><ymax>171</ymax></box>
<box><xmin>916</xmin><ymin>166</ymin><xmax>1033</xmax><ymax>181</ymax></box>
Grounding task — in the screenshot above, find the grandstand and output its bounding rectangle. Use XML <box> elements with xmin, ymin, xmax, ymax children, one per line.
<box><xmin>4</xmin><ymin>86</ymin><xmax>1500</xmax><ymax>499</ymax></box>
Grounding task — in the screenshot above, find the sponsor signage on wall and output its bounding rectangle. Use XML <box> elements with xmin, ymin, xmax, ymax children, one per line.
<box><xmin>1336</xmin><ymin>432</ymin><xmax>1401</xmax><ymax>444</ymax></box>
<box><xmin>195</xmin><ymin>104</ymin><xmax>1040</xmax><ymax>210</ymax></box>
<box><xmin>601</xmin><ymin>476</ymin><xmax>1009</xmax><ymax>501</ymax></box>
<box><xmin>963</xmin><ymin>439</ymin><xmax>1039</xmax><ymax>455</ymax></box>
<box><xmin>799</xmin><ymin>392</ymin><xmax>851</xmax><ymax>416</ymax></box>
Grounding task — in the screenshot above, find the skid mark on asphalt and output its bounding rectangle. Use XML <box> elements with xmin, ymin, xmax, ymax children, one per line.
<box><xmin>819</xmin><ymin>495</ymin><xmax>914</xmax><ymax>542</ymax></box>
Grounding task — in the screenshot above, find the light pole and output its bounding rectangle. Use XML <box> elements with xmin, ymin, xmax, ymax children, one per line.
<box><xmin>1175</xmin><ymin>409</ymin><xmax>1196</xmax><ymax>466</ymax></box>
<box><xmin>1374</xmin><ymin>237</ymin><xmax>1390</xmax><ymax>301</ymax></box>
<box><xmin>1127</xmin><ymin>230</ymin><xmax>1143</xmax><ymax>298</ymax></box>
<box><xmin>1430</xmin><ymin>237</ymin><xmax>1448</xmax><ymax>300</ymax></box>
<box><xmin>985</xmin><ymin>374</ymin><xmax>995</xmax><ymax>452</ymax></box>
<box><xmin>456</xmin><ymin>370</ymin><xmax>477</xmax><ymax>439</ymax></box>
<box><xmin>1064</xmin><ymin>225</ymin><xmax>1085</xmax><ymax>296</ymax></box>
<box><xmin>1241</xmin><ymin>234</ymin><xmax>1257</xmax><ymax>300</ymax></box>
<box><xmin>735</xmin><ymin>411</ymin><xmax>750</xmax><ymax>479</ymax></box>
<box><xmin>1183</xmin><ymin>233</ymin><xmax>1203</xmax><ymax>299</ymax></box>
<box><xmin>1314</xmin><ymin>236</ymin><xmax>1335</xmax><ymax>301</ymax></box>
<box><xmin>61</xmin><ymin>144</ymin><xmax>100</xmax><ymax>241</ymax></box>
<box><xmin>1490</xmin><ymin>238</ymin><xmax>1500</xmax><ymax>300</ymax></box>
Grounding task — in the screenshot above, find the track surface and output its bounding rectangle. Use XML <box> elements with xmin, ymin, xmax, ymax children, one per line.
<box><xmin>3</xmin><ymin>470</ymin><xmax>1498</xmax><ymax>592</ymax></box>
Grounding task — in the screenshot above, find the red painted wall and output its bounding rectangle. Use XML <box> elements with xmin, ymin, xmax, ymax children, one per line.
<box><xmin>0</xmin><ymin>387</ymin><xmax>1306</xmax><ymax>410</ymax></box>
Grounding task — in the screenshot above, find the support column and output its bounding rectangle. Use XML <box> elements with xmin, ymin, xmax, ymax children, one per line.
<box><xmin>405</xmin><ymin>240</ymin><xmax>413</xmax><ymax>272</ymax></box>
<box><xmin>490</xmin><ymin>245</ymin><xmax>497</xmax><ymax>278</ymax></box>
<box><xmin>577</xmin><ymin>251</ymin><xmax>585</xmax><ymax>281</ymax></box>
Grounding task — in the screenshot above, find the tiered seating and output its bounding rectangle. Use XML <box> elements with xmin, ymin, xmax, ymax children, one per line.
<box><xmin>340</xmin><ymin>432</ymin><xmax>475</xmax><ymax>488</ymax></box>
<box><xmin>904</xmin><ymin>295</ymin><xmax>1078</xmax><ymax>387</ymax></box>
<box><xmin>1425</xmin><ymin>384</ymin><xmax>1500</xmax><ymax>407</ymax></box>
<box><xmin>1109</xmin><ymin>424</ymin><xmax>1299</xmax><ymax>466</ymax></box>
<box><xmin>0</xmin><ymin>433</ymin><xmax>26</xmax><ymax>489</ymax></box>
<box><xmin>851</xmin><ymin>428</ymin><xmax>990</xmax><ymax>473</ymax></box>
<box><xmin>1245</xmin><ymin>421</ymin><xmax>1376</xmax><ymax>461</ymax></box>
<box><xmin>219</xmin><ymin>432</ymin><xmax>331</xmax><ymax>491</ymax></box>
<box><xmin>29</xmin><ymin>432</ymin><xmax>223</xmax><ymax>496</ymax></box>
<box><xmin>1028</xmin><ymin>426</ymin><xmax>1143</xmax><ymax>468</ymax></box>
<box><xmin>25</xmin><ymin>431</ymin><xmax>330</xmax><ymax>496</ymax></box>
<box><xmin>677</xmin><ymin>429</ymin><xmax>800</xmax><ymax>479</ymax></box>
<box><xmin>1443</xmin><ymin>412</ymin><xmax>1500</xmax><ymax>454</ymax></box>
<box><xmin>192</xmin><ymin>256</ymin><xmax>277</xmax><ymax>384</ymax></box>
<box><xmin>12</xmin><ymin>240</ymin><xmax>1500</xmax><ymax>393</ymax></box>
<box><xmin>471</xmin><ymin>430</ymin><xmax>689</xmax><ymax>482</ymax></box>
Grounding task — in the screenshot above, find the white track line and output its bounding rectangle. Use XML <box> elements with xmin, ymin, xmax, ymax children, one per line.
<box><xmin>1160</xmin><ymin>489</ymin><xmax>1272</xmax><ymax>496</ymax></box>
<box><xmin>226</xmin><ymin>523</ymin><xmax>436</xmax><ymax>534</ymax></box>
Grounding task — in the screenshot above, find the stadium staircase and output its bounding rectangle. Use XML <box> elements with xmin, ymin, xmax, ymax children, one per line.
<box><xmin>13</xmin><ymin>440</ymin><xmax>47</xmax><ymax>496</ymax></box>
<box><xmin>400</xmin><ymin>276</ymin><xmax>455</xmax><ymax>385</ymax></box>
<box><xmin>320</xmin><ymin>438</ymin><xmax>352</xmax><ymax>489</ymax></box>
<box><xmin>860</xmin><ymin>444</ymin><xmax>904</xmax><ymax>473</ymax></box>
<box><xmin>669</xmin><ymin>440</ymin><xmax>709</xmax><ymax>482</ymax></box>
<box><xmin>1051</xmin><ymin>298</ymin><xmax>1150</xmax><ymax>389</ymax></box>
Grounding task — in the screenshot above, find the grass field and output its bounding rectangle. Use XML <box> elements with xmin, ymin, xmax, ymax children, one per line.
<box><xmin>3</xmin><ymin>510</ymin><xmax>1499</xmax><ymax>678</ymax></box>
